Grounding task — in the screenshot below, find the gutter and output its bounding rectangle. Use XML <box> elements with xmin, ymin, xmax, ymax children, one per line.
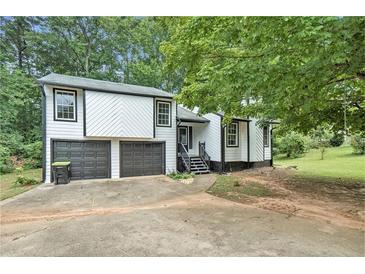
<box><xmin>37</xmin><ymin>80</ymin><xmax>173</xmax><ymax>100</ymax></box>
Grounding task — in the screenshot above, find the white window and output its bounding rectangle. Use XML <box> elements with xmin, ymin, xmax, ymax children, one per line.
<box><xmin>54</xmin><ymin>89</ymin><xmax>77</xmax><ymax>121</ymax></box>
<box><xmin>227</xmin><ymin>122</ymin><xmax>239</xmax><ymax>147</ymax></box>
<box><xmin>263</xmin><ymin>126</ymin><xmax>269</xmax><ymax>147</ymax></box>
<box><xmin>156</xmin><ymin>101</ymin><xmax>171</xmax><ymax>127</ymax></box>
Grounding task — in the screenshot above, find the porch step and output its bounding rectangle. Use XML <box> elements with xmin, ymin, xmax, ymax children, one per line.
<box><xmin>189</xmin><ymin>156</ymin><xmax>210</xmax><ymax>175</ymax></box>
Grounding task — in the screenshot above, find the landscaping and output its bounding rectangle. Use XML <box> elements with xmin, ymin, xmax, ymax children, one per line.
<box><xmin>0</xmin><ymin>168</ymin><xmax>41</xmax><ymax>200</ymax></box>
<box><xmin>207</xmin><ymin>167</ymin><xmax>364</xmax><ymax>230</ymax></box>
<box><xmin>207</xmin><ymin>146</ymin><xmax>365</xmax><ymax>229</ymax></box>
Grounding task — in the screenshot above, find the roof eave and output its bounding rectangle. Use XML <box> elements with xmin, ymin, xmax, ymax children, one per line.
<box><xmin>38</xmin><ymin>80</ymin><xmax>174</xmax><ymax>99</ymax></box>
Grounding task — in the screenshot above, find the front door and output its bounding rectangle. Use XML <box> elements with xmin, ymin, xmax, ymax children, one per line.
<box><xmin>178</xmin><ymin>127</ymin><xmax>188</xmax><ymax>153</ymax></box>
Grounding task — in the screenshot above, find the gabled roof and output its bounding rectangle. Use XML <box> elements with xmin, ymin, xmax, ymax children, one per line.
<box><xmin>177</xmin><ymin>106</ymin><xmax>210</xmax><ymax>123</ymax></box>
<box><xmin>38</xmin><ymin>73</ymin><xmax>173</xmax><ymax>98</ymax></box>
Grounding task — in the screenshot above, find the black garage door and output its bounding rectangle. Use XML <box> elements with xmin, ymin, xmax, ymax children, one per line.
<box><xmin>52</xmin><ymin>140</ymin><xmax>111</xmax><ymax>180</ymax></box>
<box><xmin>120</xmin><ymin>142</ymin><xmax>165</xmax><ymax>177</ymax></box>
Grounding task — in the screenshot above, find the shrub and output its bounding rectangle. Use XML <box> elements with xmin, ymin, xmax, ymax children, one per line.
<box><xmin>0</xmin><ymin>145</ymin><xmax>14</xmax><ymax>174</ymax></box>
<box><xmin>278</xmin><ymin>132</ymin><xmax>310</xmax><ymax>158</ymax></box>
<box><xmin>13</xmin><ymin>175</ymin><xmax>39</xmax><ymax>186</ymax></box>
<box><xmin>0</xmin><ymin>133</ymin><xmax>24</xmax><ymax>156</ymax></box>
<box><xmin>168</xmin><ymin>172</ymin><xmax>195</xmax><ymax>180</ymax></box>
<box><xmin>22</xmin><ymin>141</ymin><xmax>42</xmax><ymax>169</ymax></box>
<box><xmin>310</xmin><ymin>128</ymin><xmax>332</xmax><ymax>149</ymax></box>
<box><xmin>351</xmin><ymin>134</ymin><xmax>365</xmax><ymax>155</ymax></box>
<box><xmin>330</xmin><ymin>132</ymin><xmax>345</xmax><ymax>147</ymax></box>
<box><xmin>309</xmin><ymin>127</ymin><xmax>333</xmax><ymax>160</ymax></box>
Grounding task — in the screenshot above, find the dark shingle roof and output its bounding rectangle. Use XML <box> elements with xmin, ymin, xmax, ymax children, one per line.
<box><xmin>177</xmin><ymin>106</ymin><xmax>210</xmax><ymax>123</ymax></box>
<box><xmin>38</xmin><ymin>73</ymin><xmax>173</xmax><ymax>98</ymax></box>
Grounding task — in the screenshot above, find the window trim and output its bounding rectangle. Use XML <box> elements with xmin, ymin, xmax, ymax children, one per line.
<box><xmin>53</xmin><ymin>88</ymin><xmax>78</xmax><ymax>122</ymax></box>
<box><xmin>263</xmin><ymin>125</ymin><xmax>269</xmax><ymax>147</ymax></box>
<box><xmin>226</xmin><ymin>122</ymin><xmax>239</xmax><ymax>147</ymax></box>
<box><xmin>156</xmin><ymin>100</ymin><xmax>172</xmax><ymax>127</ymax></box>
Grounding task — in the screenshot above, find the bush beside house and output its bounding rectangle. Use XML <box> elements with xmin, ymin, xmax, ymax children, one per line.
<box><xmin>351</xmin><ymin>134</ymin><xmax>365</xmax><ymax>155</ymax></box>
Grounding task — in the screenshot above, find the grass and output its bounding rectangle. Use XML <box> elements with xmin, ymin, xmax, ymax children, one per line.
<box><xmin>0</xmin><ymin>168</ymin><xmax>42</xmax><ymax>200</ymax></box>
<box><xmin>208</xmin><ymin>175</ymin><xmax>272</xmax><ymax>197</ymax></box>
<box><xmin>275</xmin><ymin>146</ymin><xmax>365</xmax><ymax>182</ymax></box>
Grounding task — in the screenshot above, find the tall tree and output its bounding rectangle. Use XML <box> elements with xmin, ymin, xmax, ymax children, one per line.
<box><xmin>33</xmin><ymin>16</ymin><xmax>115</xmax><ymax>79</ymax></box>
<box><xmin>0</xmin><ymin>16</ymin><xmax>38</xmax><ymax>74</ymax></box>
<box><xmin>161</xmin><ymin>17</ymin><xmax>365</xmax><ymax>132</ymax></box>
<box><xmin>101</xmin><ymin>17</ymin><xmax>183</xmax><ymax>91</ymax></box>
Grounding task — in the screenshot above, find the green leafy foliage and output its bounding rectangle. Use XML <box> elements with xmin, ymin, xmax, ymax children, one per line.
<box><xmin>309</xmin><ymin>127</ymin><xmax>333</xmax><ymax>159</ymax></box>
<box><xmin>161</xmin><ymin>17</ymin><xmax>365</xmax><ymax>133</ymax></box>
<box><xmin>168</xmin><ymin>172</ymin><xmax>195</xmax><ymax>180</ymax></box>
<box><xmin>351</xmin><ymin>134</ymin><xmax>365</xmax><ymax>154</ymax></box>
<box><xmin>13</xmin><ymin>175</ymin><xmax>40</xmax><ymax>186</ymax></box>
<box><xmin>0</xmin><ymin>145</ymin><xmax>14</xmax><ymax>173</ymax></box>
<box><xmin>22</xmin><ymin>141</ymin><xmax>42</xmax><ymax>169</ymax></box>
<box><xmin>1</xmin><ymin>16</ymin><xmax>183</xmax><ymax>174</ymax></box>
<box><xmin>277</xmin><ymin>132</ymin><xmax>310</xmax><ymax>158</ymax></box>
<box><xmin>330</xmin><ymin>132</ymin><xmax>345</xmax><ymax>147</ymax></box>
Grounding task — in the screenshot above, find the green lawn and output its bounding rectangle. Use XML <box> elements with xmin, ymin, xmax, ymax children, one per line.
<box><xmin>275</xmin><ymin>146</ymin><xmax>365</xmax><ymax>182</ymax></box>
<box><xmin>0</xmin><ymin>168</ymin><xmax>42</xmax><ymax>200</ymax></box>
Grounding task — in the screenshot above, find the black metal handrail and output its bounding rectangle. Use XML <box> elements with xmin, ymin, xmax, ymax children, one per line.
<box><xmin>178</xmin><ymin>142</ymin><xmax>191</xmax><ymax>172</ymax></box>
<box><xmin>199</xmin><ymin>141</ymin><xmax>211</xmax><ymax>169</ymax></box>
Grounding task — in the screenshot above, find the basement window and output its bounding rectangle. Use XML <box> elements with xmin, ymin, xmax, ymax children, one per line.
<box><xmin>54</xmin><ymin>89</ymin><xmax>77</xmax><ymax>122</ymax></box>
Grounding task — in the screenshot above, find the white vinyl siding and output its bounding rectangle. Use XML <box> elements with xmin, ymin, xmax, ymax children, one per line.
<box><xmin>44</xmin><ymin>85</ymin><xmax>176</xmax><ymax>183</ymax></box>
<box><xmin>249</xmin><ymin>118</ymin><xmax>265</xmax><ymax>162</ymax></box>
<box><xmin>154</xmin><ymin>98</ymin><xmax>176</xmax><ymax>174</ymax></box>
<box><xmin>201</xmin><ymin>113</ymin><xmax>222</xmax><ymax>162</ymax></box>
<box><xmin>225</xmin><ymin>121</ymin><xmax>248</xmax><ymax>162</ymax></box>
<box><xmin>85</xmin><ymin>90</ymin><xmax>154</xmax><ymax>138</ymax></box>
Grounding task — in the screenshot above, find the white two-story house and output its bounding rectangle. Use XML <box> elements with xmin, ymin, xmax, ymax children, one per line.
<box><xmin>39</xmin><ymin>73</ymin><xmax>273</xmax><ymax>183</ymax></box>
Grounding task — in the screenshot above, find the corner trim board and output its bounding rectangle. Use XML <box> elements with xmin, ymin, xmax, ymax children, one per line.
<box><xmin>41</xmin><ymin>85</ymin><xmax>46</xmax><ymax>182</ymax></box>
<box><xmin>247</xmin><ymin>120</ymin><xmax>250</xmax><ymax>164</ymax></box>
<box><xmin>83</xmin><ymin>89</ymin><xmax>86</xmax><ymax>136</ymax></box>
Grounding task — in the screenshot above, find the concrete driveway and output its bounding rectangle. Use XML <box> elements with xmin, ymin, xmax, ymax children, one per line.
<box><xmin>1</xmin><ymin>175</ymin><xmax>364</xmax><ymax>256</ymax></box>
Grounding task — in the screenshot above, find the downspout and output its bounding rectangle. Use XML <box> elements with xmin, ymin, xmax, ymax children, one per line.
<box><xmin>220</xmin><ymin>116</ymin><xmax>225</xmax><ymax>173</ymax></box>
<box><xmin>270</xmin><ymin>126</ymin><xmax>275</xmax><ymax>167</ymax></box>
<box><xmin>40</xmin><ymin>84</ymin><xmax>46</xmax><ymax>183</ymax></box>
<box><xmin>247</xmin><ymin>120</ymin><xmax>250</xmax><ymax>168</ymax></box>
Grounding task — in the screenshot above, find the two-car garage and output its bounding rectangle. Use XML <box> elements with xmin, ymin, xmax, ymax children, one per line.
<box><xmin>51</xmin><ymin>140</ymin><xmax>165</xmax><ymax>181</ymax></box>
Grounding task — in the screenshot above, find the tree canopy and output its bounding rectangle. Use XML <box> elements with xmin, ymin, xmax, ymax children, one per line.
<box><xmin>0</xmin><ymin>16</ymin><xmax>364</xmax><ymax>166</ymax></box>
<box><xmin>0</xmin><ymin>16</ymin><xmax>181</xmax><ymax>171</ymax></box>
<box><xmin>161</xmin><ymin>17</ymin><xmax>365</xmax><ymax>133</ymax></box>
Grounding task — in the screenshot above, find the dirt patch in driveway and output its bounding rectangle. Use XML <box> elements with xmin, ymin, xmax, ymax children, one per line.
<box><xmin>207</xmin><ymin>167</ymin><xmax>365</xmax><ymax>230</ymax></box>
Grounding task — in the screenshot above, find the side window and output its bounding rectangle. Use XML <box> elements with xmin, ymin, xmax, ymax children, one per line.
<box><xmin>156</xmin><ymin>101</ymin><xmax>171</xmax><ymax>127</ymax></box>
<box><xmin>54</xmin><ymin>89</ymin><xmax>77</xmax><ymax>122</ymax></box>
<box><xmin>227</xmin><ymin>122</ymin><xmax>239</xmax><ymax>147</ymax></box>
<box><xmin>263</xmin><ymin>126</ymin><xmax>269</xmax><ymax>147</ymax></box>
